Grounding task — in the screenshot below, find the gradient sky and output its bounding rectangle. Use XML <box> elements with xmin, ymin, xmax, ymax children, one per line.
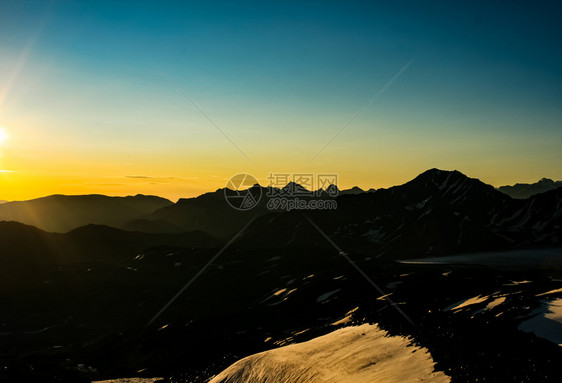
<box><xmin>1</xmin><ymin>0</ymin><xmax>561</xmax><ymax>201</ymax></box>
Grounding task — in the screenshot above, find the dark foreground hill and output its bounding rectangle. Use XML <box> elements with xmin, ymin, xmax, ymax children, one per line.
<box><xmin>0</xmin><ymin>194</ymin><xmax>173</xmax><ymax>233</ymax></box>
<box><xmin>2</xmin><ymin>223</ymin><xmax>562</xmax><ymax>382</ymax></box>
<box><xmin>0</xmin><ymin>221</ymin><xmax>219</xmax><ymax>286</ymax></box>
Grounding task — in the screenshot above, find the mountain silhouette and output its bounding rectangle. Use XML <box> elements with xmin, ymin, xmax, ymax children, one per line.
<box><xmin>0</xmin><ymin>194</ymin><xmax>173</xmax><ymax>233</ymax></box>
<box><xmin>142</xmin><ymin>188</ymin><xmax>269</xmax><ymax>237</ymax></box>
<box><xmin>238</xmin><ymin>169</ymin><xmax>561</xmax><ymax>258</ymax></box>
<box><xmin>139</xmin><ymin>183</ymin><xmax>339</xmax><ymax>237</ymax></box>
<box><xmin>1</xmin><ymin>170</ymin><xmax>560</xmax><ymax>257</ymax></box>
<box><xmin>498</xmin><ymin>178</ymin><xmax>562</xmax><ymax>199</ymax></box>
<box><xmin>2</xmin><ymin>169</ymin><xmax>558</xmax><ymax>255</ymax></box>
<box><xmin>340</xmin><ymin>186</ymin><xmax>364</xmax><ymax>195</ymax></box>
<box><xmin>2</xmin><ymin>169</ymin><xmax>562</xmax><ymax>382</ymax></box>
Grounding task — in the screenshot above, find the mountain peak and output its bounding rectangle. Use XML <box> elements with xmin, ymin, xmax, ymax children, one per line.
<box><xmin>282</xmin><ymin>182</ymin><xmax>310</xmax><ymax>192</ymax></box>
<box><xmin>403</xmin><ymin>169</ymin><xmax>504</xmax><ymax>204</ymax></box>
<box><xmin>316</xmin><ymin>184</ymin><xmax>340</xmax><ymax>195</ymax></box>
<box><xmin>414</xmin><ymin>169</ymin><xmax>467</xmax><ymax>187</ymax></box>
<box><xmin>340</xmin><ymin>186</ymin><xmax>364</xmax><ymax>195</ymax></box>
<box><xmin>420</xmin><ymin>168</ymin><xmax>462</xmax><ymax>176</ymax></box>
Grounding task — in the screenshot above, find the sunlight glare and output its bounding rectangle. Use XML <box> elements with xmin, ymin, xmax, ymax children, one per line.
<box><xmin>0</xmin><ymin>128</ymin><xmax>7</xmax><ymax>144</ymax></box>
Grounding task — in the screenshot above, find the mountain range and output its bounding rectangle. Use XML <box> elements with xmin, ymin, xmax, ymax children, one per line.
<box><xmin>0</xmin><ymin>194</ymin><xmax>173</xmax><ymax>233</ymax></box>
<box><xmin>227</xmin><ymin>169</ymin><xmax>561</xmax><ymax>259</ymax></box>
<box><xmin>0</xmin><ymin>169</ymin><xmax>561</xmax><ymax>256</ymax></box>
<box><xmin>2</xmin><ymin>168</ymin><xmax>562</xmax><ymax>382</ymax></box>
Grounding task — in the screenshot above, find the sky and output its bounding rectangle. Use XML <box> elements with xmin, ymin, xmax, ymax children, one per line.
<box><xmin>0</xmin><ymin>0</ymin><xmax>561</xmax><ymax>201</ymax></box>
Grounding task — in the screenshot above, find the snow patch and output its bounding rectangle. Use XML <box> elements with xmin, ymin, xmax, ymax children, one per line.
<box><xmin>445</xmin><ymin>295</ymin><xmax>488</xmax><ymax>312</ymax></box>
<box><xmin>536</xmin><ymin>288</ymin><xmax>562</xmax><ymax>297</ymax></box>
<box><xmin>484</xmin><ymin>296</ymin><xmax>506</xmax><ymax>311</ymax></box>
<box><xmin>209</xmin><ymin>324</ymin><xmax>450</xmax><ymax>383</ymax></box>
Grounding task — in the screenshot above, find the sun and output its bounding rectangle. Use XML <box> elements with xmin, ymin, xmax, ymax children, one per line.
<box><xmin>0</xmin><ymin>128</ymin><xmax>7</xmax><ymax>144</ymax></box>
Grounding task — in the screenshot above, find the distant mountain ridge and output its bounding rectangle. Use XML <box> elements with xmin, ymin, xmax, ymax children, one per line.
<box><xmin>0</xmin><ymin>194</ymin><xmax>173</xmax><ymax>233</ymax></box>
<box><xmin>498</xmin><ymin>178</ymin><xmax>562</xmax><ymax>199</ymax></box>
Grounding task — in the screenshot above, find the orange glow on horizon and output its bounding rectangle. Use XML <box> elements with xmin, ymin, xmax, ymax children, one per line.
<box><xmin>0</xmin><ymin>119</ymin><xmax>560</xmax><ymax>202</ymax></box>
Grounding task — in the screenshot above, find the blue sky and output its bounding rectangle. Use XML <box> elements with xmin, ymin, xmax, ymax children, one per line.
<box><xmin>0</xmin><ymin>0</ymin><xmax>561</xmax><ymax>199</ymax></box>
